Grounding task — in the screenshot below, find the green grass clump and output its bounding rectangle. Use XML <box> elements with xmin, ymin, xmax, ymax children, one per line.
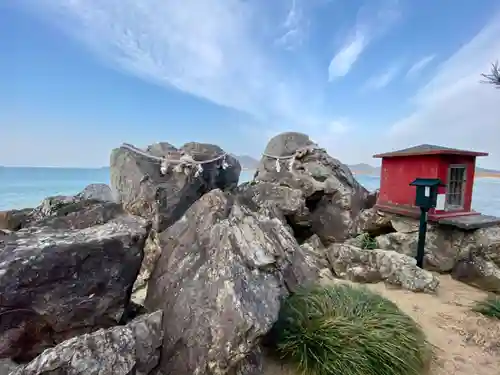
<box><xmin>359</xmin><ymin>232</ymin><xmax>377</xmax><ymax>249</ymax></box>
<box><xmin>270</xmin><ymin>284</ymin><xmax>430</xmax><ymax>375</ymax></box>
<box><xmin>473</xmin><ymin>295</ymin><xmax>500</xmax><ymax>319</ymax></box>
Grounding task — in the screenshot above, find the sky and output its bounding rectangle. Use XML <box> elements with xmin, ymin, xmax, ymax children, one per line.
<box><xmin>1</xmin><ymin>0</ymin><xmax>499</xmax><ymax>168</ymax></box>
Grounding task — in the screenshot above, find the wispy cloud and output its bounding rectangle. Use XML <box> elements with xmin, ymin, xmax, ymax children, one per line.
<box><xmin>389</xmin><ymin>11</ymin><xmax>500</xmax><ymax>167</ymax></box>
<box><xmin>328</xmin><ymin>119</ymin><xmax>351</xmax><ymax>134</ymax></box>
<box><xmin>275</xmin><ymin>0</ymin><xmax>306</xmax><ymax>50</ymax></box>
<box><xmin>405</xmin><ymin>54</ymin><xmax>436</xmax><ymax>78</ymax></box>
<box><xmin>363</xmin><ymin>65</ymin><xmax>401</xmax><ymax>91</ymax></box>
<box><xmin>328</xmin><ymin>32</ymin><xmax>368</xmax><ymax>80</ymax></box>
<box><xmin>328</xmin><ymin>0</ymin><xmax>402</xmax><ymax>81</ymax></box>
<box><xmin>22</xmin><ymin>0</ymin><xmax>323</xmax><ymax>127</ymax></box>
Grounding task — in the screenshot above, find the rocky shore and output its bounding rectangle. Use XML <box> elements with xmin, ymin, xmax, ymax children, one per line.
<box><xmin>1</xmin><ymin>132</ymin><xmax>499</xmax><ymax>375</ymax></box>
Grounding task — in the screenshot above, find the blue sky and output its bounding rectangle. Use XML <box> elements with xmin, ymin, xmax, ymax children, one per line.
<box><xmin>1</xmin><ymin>0</ymin><xmax>499</xmax><ymax>168</ymax></box>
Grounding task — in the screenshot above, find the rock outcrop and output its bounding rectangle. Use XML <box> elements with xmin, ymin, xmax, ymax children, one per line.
<box><xmin>355</xmin><ymin>207</ymin><xmax>500</xmax><ymax>293</ymax></box>
<box><xmin>254</xmin><ymin>132</ymin><xmax>370</xmax><ymax>244</ymax></box>
<box><xmin>327</xmin><ymin>243</ymin><xmax>440</xmax><ymax>293</ymax></box>
<box><xmin>29</xmin><ymin>200</ymin><xmax>125</xmax><ymax>230</ymax></box>
<box><xmin>110</xmin><ymin>142</ymin><xmax>241</xmax><ymax>231</ymax></box>
<box><xmin>0</xmin><ymin>209</ymin><xmax>32</xmax><ymax>231</ymax></box>
<box><xmin>0</xmin><ymin>184</ymin><xmax>118</xmax><ymax>232</ymax></box>
<box><xmin>0</xmin><ymin>215</ymin><xmax>149</xmax><ymax>361</ymax></box>
<box><xmin>144</xmin><ymin>187</ymin><xmax>324</xmax><ymax>375</ymax></box>
<box><xmin>76</xmin><ymin>183</ymin><xmax>115</xmax><ymax>202</ymax></box>
<box><xmin>10</xmin><ymin>311</ymin><xmax>163</xmax><ymax>375</ymax></box>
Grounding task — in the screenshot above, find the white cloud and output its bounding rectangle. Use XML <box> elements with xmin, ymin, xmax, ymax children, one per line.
<box><xmin>328</xmin><ymin>32</ymin><xmax>367</xmax><ymax>80</ymax></box>
<box><xmin>21</xmin><ymin>0</ymin><xmax>322</xmax><ymax>127</ymax></box>
<box><xmin>275</xmin><ymin>0</ymin><xmax>305</xmax><ymax>50</ymax></box>
<box><xmin>406</xmin><ymin>54</ymin><xmax>436</xmax><ymax>78</ymax></box>
<box><xmin>328</xmin><ymin>120</ymin><xmax>351</xmax><ymax>134</ymax></box>
<box><xmin>388</xmin><ymin>12</ymin><xmax>500</xmax><ymax>168</ymax></box>
<box><xmin>328</xmin><ymin>0</ymin><xmax>402</xmax><ymax>81</ymax></box>
<box><xmin>363</xmin><ymin>65</ymin><xmax>400</xmax><ymax>91</ymax></box>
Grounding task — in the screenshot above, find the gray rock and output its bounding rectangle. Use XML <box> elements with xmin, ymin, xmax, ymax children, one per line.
<box><xmin>390</xmin><ymin>217</ymin><xmax>420</xmax><ymax>233</ymax></box>
<box><xmin>452</xmin><ymin>253</ymin><xmax>500</xmax><ymax>294</ymax></box>
<box><xmin>0</xmin><ymin>209</ymin><xmax>33</xmax><ymax>231</ymax></box>
<box><xmin>468</xmin><ymin>225</ymin><xmax>500</xmax><ymax>267</ymax></box>
<box><xmin>144</xmin><ymin>188</ymin><xmax>311</xmax><ymax>375</ymax></box>
<box><xmin>0</xmin><ymin>359</ymin><xmax>18</xmax><ymax>375</ymax></box>
<box><xmin>327</xmin><ymin>243</ymin><xmax>440</xmax><ymax>293</ymax></box>
<box><xmin>110</xmin><ymin>141</ymin><xmax>241</xmax><ymax>232</ymax></box>
<box><xmin>76</xmin><ymin>183</ymin><xmax>115</xmax><ymax>202</ymax></box>
<box><xmin>352</xmin><ymin>208</ymin><xmax>394</xmax><ymax>236</ymax></box>
<box><xmin>254</xmin><ymin>132</ymin><xmax>369</xmax><ymax>244</ymax></box>
<box><xmin>293</xmin><ymin>234</ymin><xmax>330</xmax><ymax>278</ymax></box>
<box><xmin>0</xmin><ymin>215</ymin><xmax>149</xmax><ymax>361</ymax></box>
<box><xmin>29</xmin><ymin>200</ymin><xmax>125</xmax><ymax>230</ymax></box>
<box><xmin>132</xmin><ymin>229</ymin><xmax>161</xmax><ymax>301</ymax></box>
<box><xmin>376</xmin><ymin>227</ymin><xmax>465</xmax><ymax>272</ymax></box>
<box><xmin>29</xmin><ymin>196</ymin><xmax>78</xmax><ymax>222</ymax></box>
<box><xmin>11</xmin><ymin>311</ymin><xmax>163</xmax><ymax>375</ymax></box>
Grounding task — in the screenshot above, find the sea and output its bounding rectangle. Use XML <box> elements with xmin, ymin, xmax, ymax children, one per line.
<box><xmin>1</xmin><ymin>167</ymin><xmax>500</xmax><ymax>216</ymax></box>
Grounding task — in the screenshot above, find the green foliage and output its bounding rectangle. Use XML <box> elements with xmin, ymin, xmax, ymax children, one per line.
<box><xmin>270</xmin><ymin>284</ymin><xmax>430</xmax><ymax>375</ymax></box>
<box><xmin>473</xmin><ymin>295</ymin><xmax>500</xmax><ymax>319</ymax></box>
<box><xmin>359</xmin><ymin>232</ymin><xmax>377</xmax><ymax>249</ymax></box>
<box><xmin>481</xmin><ymin>61</ymin><xmax>500</xmax><ymax>88</ymax></box>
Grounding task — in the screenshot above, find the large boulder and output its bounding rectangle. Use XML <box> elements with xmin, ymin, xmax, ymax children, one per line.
<box><xmin>28</xmin><ymin>195</ymin><xmax>78</xmax><ymax>222</ymax></box>
<box><xmin>110</xmin><ymin>142</ymin><xmax>241</xmax><ymax>231</ymax></box>
<box><xmin>452</xmin><ymin>253</ymin><xmax>500</xmax><ymax>294</ymax></box>
<box><xmin>254</xmin><ymin>132</ymin><xmax>369</xmax><ymax>244</ymax></box>
<box><xmin>29</xmin><ymin>200</ymin><xmax>125</xmax><ymax>230</ymax></box>
<box><xmin>375</xmin><ymin>228</ymin><xmax>466</xmax><ymax>272</ymax></box>
<box><xmin>327</xmin><ymin>243</ymin><xmax>440</xmax><ymax>293</ymax></box>
<box><xmin>10</xmin><ymin>311</ymin><xmax>163</xmax><ymax>375</ymax></box>
<box><xmin>0</xmin><ymin>215</ymin><xmax>149</xmax><ymax>362</ymax></box>
<box><xmin>144</xmin><ymin>188</ymin><xmax>321</xmax><ymax>375</ymax></box>
<box><xmin>76</xmin><ymin>183</ymin><xmax>115</xmax><ymax>202</ymax></box>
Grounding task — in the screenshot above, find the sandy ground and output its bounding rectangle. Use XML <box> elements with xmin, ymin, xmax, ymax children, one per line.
<box><xmin>262</xmin><ymin>275</ymin><xmax>500</xmax><ymax>375</ymax></box>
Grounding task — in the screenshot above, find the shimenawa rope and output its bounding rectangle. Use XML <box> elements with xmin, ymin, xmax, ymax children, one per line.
<box><xmin>120</xmin><ymin>143</ymin><xmax>229</xmax><ymax>177</ymax></box>
<box><xmin>261</xmin><ymin>144</ymin><xmax>318</xmax><ymax>172</ymax></box>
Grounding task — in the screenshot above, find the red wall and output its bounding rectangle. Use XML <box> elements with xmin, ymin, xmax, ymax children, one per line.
<box><xmin>378</xmin><ymin>155</ymin><xmax>441</xmax><ymax>209</ymax></box>
<box><xmin>378</xmin><ymin>154</ymin><xmax>476</xmax><ymax>214</ymax></box>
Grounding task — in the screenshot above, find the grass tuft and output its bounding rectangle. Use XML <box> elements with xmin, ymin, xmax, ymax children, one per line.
<box><xmin>473</xmin><ymin>295</ymin><xmax>500</xmax><ymax>319</ymax></box>
<box><xmin>359</xmin><ymin>232</ymin><xmax>377</xmax><ymax>249</ymax></box>
<box><xmin>269</xmin><ymin>284</ymin><xmax>430</xmax><ymax>375</ymax></box>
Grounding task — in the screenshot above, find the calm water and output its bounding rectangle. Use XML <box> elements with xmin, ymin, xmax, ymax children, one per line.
<box><xmin>1</xmin><ymin>168</ymin><xmax>499</xmax><ymax>216</ymax></box>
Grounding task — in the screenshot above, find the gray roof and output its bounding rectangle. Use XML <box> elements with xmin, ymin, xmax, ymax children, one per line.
<box><xmin>373</xmin><ymin>144</ymin><xmax>488</xmax><ymax>158</ymax></box>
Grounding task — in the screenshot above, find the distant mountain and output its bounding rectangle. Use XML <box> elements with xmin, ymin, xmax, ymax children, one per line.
<box><xmin>347</xmin><ymin>163</ymin><xmax>500</xmax><ymax>177</ymax></box>
<box><xmin>348</xmin><ymin>163</ymin><xmax>380</xmax><ymax>175</ymax></box>
<box><xmin>476</xmin><ymin>167</ymin><xmax>500</xmax><ymax>173</ymax></box>
<box><xmin>232</xmin><ymin>155</ymin><xmax>259</xmax><ymax>170</ymax></box>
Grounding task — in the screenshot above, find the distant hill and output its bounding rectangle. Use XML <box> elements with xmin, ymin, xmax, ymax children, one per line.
<box><xmin>348</xmin><ymin>163</ymin><xmax>500</xmax><ymax>177</ymax></box>
<box><xmin>232</xmin><ymin>155</ymin><xmax>259</xmax><ymax>170</ymax></box>
<box><xmin>348</xmin><ymin>163</ymin><xmax>380</xmax><ymax>175</ymax></box>
<box><xmin>476</xmin><ymin>167</ymin><xmax>500</xmax><ymax>174</ymax></box>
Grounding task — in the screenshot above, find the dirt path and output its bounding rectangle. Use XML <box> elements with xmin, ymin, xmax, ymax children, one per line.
<box><xmin>262</xmin><ymin>275</ymin><xmax>500</xmax><ymax>375</ymax></box>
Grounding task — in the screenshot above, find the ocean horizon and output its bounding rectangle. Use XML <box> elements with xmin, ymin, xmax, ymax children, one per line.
<box><xmin>1</xmin><ymin>167</ymin><xmax>499</xmax><ymax>217</ymax></box>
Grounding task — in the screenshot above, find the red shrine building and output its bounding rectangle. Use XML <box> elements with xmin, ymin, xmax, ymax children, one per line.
<box><xmin>373</xmin><ymin>144</ymin><xmax>489</xmax><ymax>223</ymax></box>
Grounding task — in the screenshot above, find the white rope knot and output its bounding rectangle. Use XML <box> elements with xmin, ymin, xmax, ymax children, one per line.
<box><xmin>160</xmin><ymin>159</ymin><xmax>169</xmax><ymax>175</ymax></box>
<box><xmin>221</xmin><ymin>155</ymin><xmax>229</xmax><ymax>169</ymax></box>
<box><xmin>262</xmin><ymin>147</ymin><xmax>314</xmax><ymax>173</ymax></box>
<box><xmin>120</xmin><ymin>143</ymin><xmax>230</xmax><ymax>177</ymax></box>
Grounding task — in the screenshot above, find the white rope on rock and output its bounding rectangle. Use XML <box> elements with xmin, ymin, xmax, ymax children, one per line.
<box><xmin>120</xmin><ymin>143</ymin><xmax>229</xmax><ymax>177</ymax></box>
<box><xmin>262</xmin><ymin>145</ymin><xmax>318</xmax><ymax>172</ymax></box>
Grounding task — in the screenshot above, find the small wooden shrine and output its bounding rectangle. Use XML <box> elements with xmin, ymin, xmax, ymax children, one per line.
<box><xmin>373</xmin><ymin>144</ymin><xmax>500</xmax><ymax>229</ymax></box>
